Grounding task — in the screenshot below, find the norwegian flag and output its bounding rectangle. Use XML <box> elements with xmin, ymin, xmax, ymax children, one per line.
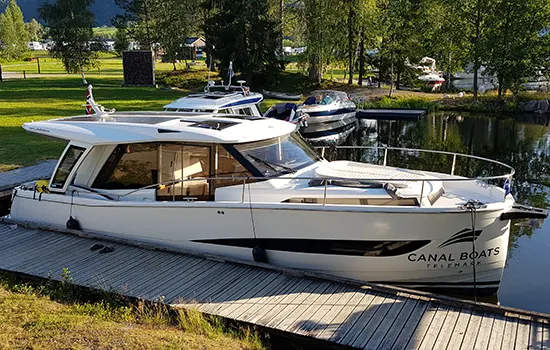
<box><xmin>85</xmin><ymin>85</ymin><xmax>94</xmax><ymax>115</ymax></box>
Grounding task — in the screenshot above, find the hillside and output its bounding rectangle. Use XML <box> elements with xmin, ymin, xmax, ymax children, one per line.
<box><xmin>1</xmin><ymin>0</ymin><xmax>121</xmax><ymax>26</ymax></box>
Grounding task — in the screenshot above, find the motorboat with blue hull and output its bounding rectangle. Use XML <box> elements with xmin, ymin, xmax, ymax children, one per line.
<box><xmin>299</xmin><ymin>90</ymin><xmax>356</xmax><ymax>124</ymax></box>
<box><xmin>7</xmin><ymin>103</ymin><xmax>547</xmax><ymax>295</ymax></box>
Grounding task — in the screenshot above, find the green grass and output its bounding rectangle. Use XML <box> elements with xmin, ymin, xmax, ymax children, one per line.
<box><xmin>0</xmin><ymin>52</ymin><xmax>202</xmax><ymax>75</ymax></box>
<box><xmin>0</xmin><ymin>271</ymin><xmax>265</xmax><ymax>349</ymax></box>
<box><xmin>93</xmin><ymin>26</ymin><xmax>117</xmax><ymax>37</ymax></box>
<box><xmin>0</xmin><ymin>76</ymin><xmax>185</xmax><ymax>171</ymax></box>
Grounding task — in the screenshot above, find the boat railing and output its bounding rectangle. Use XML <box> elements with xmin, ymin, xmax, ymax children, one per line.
<box><xmin>90</xmin><ymin>146</ymin><xmax>514</xmax><ymax>206</ymax></box>
<box><xmin>316</xmin><ymin>145</ymin><xmax>515</xmax><ymax>178</ymax></box>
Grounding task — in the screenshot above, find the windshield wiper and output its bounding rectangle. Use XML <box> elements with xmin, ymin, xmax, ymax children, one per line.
<box><xmin>247</xmin><ymin>154</ymin><xmax>296</xmax><ymax>174</ymax></box>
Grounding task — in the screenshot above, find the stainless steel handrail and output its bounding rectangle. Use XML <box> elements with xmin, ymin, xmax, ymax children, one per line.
<box><xmin>68</xmin><ymin>146</ymin><xmax>514</xmax><ymax>206</ymax></box>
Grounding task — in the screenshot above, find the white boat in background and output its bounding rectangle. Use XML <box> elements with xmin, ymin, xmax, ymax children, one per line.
<box><xmin>7</xmin><ymin>97</ymin><xmax>547</xmax><ymax>295</ymax></box>
<box><xmin>164</xmin><ymin>80</ymin><xmax>263</xmax><ymax>116</ymax></box>
<box><xmin>299</xmin><ymin>90</ymin><xmax>356</xmax><ymax>124</ymax></box>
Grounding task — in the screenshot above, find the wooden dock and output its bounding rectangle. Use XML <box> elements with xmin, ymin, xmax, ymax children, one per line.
<box><xmin>0</xmin><ymin>220</ymin><xmax>548</xmax><ymax>349</ymax></box>
<box><xmin>356</xmin><ymin>109</ymin><xmax>427</xmax><ymax>120</ymax></box>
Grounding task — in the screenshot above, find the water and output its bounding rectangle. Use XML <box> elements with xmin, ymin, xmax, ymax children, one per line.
<box><xmin>306</xmin><ymin>112</ymin><xmax>550</xmax><ymax>314</ymax></box>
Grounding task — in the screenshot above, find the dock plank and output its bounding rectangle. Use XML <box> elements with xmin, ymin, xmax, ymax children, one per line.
<box><xmin>340</xmin><ymin>294</ymin><xmax>396</xmax><ymax>346</ymax></box>
<box><xmin>430</xmin><ymin>305</ymin><xmax>461</xmax><ymax>350</ymax></box>
<box><xmin>459</xmin><ymin>310</ymin><xmax>483</xmax><ymax>350</ymax></box>
<box><xmin>416</xmin><ymin>303</ymin><xmax>450</xmax><ymax>350</ymax></box>
<box><xmin>487</xmin><ymin>315</ymin><xmax>506</xmax><ymax>350</ymax></box>
<box><xmin>515</xmin><ymin>319</ymin><xmax>531</xmax><ymax>350</ymax></box>
<box><xmin>383</xmin><ymin>298</ymin><xmax>431</xmax><ymax>350</ymax></box>
<box><xmin>445</xmin><ymin>307</ymin><xmax>472</xmax><ymax>350</ymax></box>
<box><xmin>528</xmin><ymin>319</ymin><xmax>544</xmax><ymax>350</ymax></box>
<box><xmin>376</xmin><ymin>296</ymin><xmax>420</xmax><ymax>350</ymax></box>
<box><xmin>501</xmin><ymin>317</ymin><xmax>519</xmax><ymax>350</ymax></box>
<box><xmin>543</xmin><ymin>320</ymin><xmax>550</xmax><ymax>349</ymax></box>
<box><xmin>360</xmin><ymin>294</ymin><xmax>411</xmax><ymax>350</ymax></box>
<box><xmin>471</xmin><ymin>311</ymin><xmax>495</xmax><ymax>350</ymax></box>
<box><xmin>403</xmin><ymin>299</ymin><xmax>439</xmax><ymax>350</ymax></box>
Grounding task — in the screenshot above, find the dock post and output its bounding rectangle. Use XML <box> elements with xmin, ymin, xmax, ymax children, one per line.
<box><xmin>37</xmin><ymin>58</ymin><xmax>41</xmax><ymax>74</ymax></box>
<box><xmin>23</xmin><ymin>70</ymin><xmax>26</xmax><ymax>79</ymax></box>
<box><xmin>0</xmin><ymin>65</ymin><xmax>2</xmax><ymax>82</ymax></box>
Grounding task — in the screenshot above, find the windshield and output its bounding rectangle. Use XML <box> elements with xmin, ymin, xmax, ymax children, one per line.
<box><xmin>233</xmin><ymin>133</ymin><xmax>321</xmax><ymax>176</ymax></box>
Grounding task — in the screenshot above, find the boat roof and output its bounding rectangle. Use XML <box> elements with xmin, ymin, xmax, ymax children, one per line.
<box><xmin>22</xmin><ymin>111</ymin><xmax>296</xmax><ymax>146</ymax></box>
<box><xmin>164</xmin><ymin>88</ymin><xmax>263</xmax><ymax>110</ymax></box>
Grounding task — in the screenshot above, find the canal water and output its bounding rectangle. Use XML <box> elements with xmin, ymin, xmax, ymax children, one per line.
<box><xmin>309</xmin><ymin>112</ymin><xmax>550</xmax><ymax>314</ymax></box>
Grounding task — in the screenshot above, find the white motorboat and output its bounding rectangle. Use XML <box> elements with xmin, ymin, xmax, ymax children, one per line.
<box><xmin>299</xmin><ymin>90</ymin><xmax>356</xmax><ymax>124</ymax></box>
<box><xmin>7</xmin><ymin>103</ymin><xmax>547</xmax><ymax>295</ymax></box>
<box><xmin>164</xmin><ymin>80</ymin><xmax>263</xmax><ymax>116</ymax></box>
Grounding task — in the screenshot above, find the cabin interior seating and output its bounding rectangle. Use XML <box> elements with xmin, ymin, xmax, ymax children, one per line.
<box><xmin>92</xmin><ymin>142</ymin><xmax>251</xmax><ymax>201</ymax></box>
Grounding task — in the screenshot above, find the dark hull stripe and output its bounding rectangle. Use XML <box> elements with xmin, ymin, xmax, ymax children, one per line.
<box><xmin>305</xmin><ymin>107</ymin><xmax>356</xmax><ymax>117</ymax></box>
<box><xmin>384</xmin><ymin>280</ymin><xmax>500</xmax><ymax>286</ymax></box>
<box><xmin>193</xmin><ymin>238</ymin><xmax>430</xmax><ymax>257</ymax></box>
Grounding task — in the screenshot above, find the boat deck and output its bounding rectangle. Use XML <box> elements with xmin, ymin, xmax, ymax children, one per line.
<box><xmin>0</xmin><ymin>220</ymin><xmax>548</xmax><ymax>349</ymax></box>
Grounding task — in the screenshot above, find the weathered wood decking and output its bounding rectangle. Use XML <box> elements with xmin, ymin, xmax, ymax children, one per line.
<box><xmin>0</xmin><ymin>220</ymin><xmax>548</xmax><ymax>349</ymax></box>
<box><xmin>0</xmin><ymin>160</ymin><xmax>56</xmax><ymax>196</ymax></box>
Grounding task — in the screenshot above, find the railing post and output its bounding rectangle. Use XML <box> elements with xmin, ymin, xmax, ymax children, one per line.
<box><xmin>321</xmin><ymin>147</ymin><xmax>326</xmax><ymax>158</ymax></box>
<box><xmin>323</xmin><ymin>179</ymin><xmax>328</xmax><ymax>205</ymax></box>
<box><xmin>242</xmin><ymin>178</ymin><xmax>246</xmax><ymax>203</ymax></box>
<box><xmin>383</xmin><ymin>147</ymin><xmax>388</xmax><ymax>166</ymax></box>
<box><xmin>451</xmin><ymin>154</ymin><xmax>457</xmax><ymax>175</ymax></box>
<box><xmin>420</xmin><ymin>180</ymin><xmax>425</xmax><ymax>207</ymax></box>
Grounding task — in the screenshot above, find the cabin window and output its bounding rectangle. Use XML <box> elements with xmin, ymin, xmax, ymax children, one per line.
<box><xmin>157</xmin><ymin>144</ymin><xmax>210</xmax><ymax>200</ymax></box>
<box><xmin>212</xmin><ymin>145</ymin><xmax>252</xmax><ymax>190</ymax></box>
<box><xmin>235</xmin><ymin>107</ymin><xmax>253</xmax><ymax>116</ymax></box>
<box><xmin>51</xmin><ymin>145</ymin><xmax>86</xmax><ymax>189</ymax></box>
<box><xmin>93</xmin><ymin>144</ymin><xmax>158</xmax><ymax>189</ymax></box>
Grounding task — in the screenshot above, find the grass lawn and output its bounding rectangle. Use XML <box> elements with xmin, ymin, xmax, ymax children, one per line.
<box><xmin>0</xmin><ymin>272</ymin><xmax>264</xmax><ymax>349</ymax></box>
<box><xmin>0</xmin><ymin>76</ymin><xmax>185</xmax><ymax>171</ymax></box>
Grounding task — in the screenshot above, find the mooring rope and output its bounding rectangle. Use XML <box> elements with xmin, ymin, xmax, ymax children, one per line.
<box><xmin>247</xmin><ymin>183</ymin><xmax>257</xmax><ymax>239</ymax></box>
<box><xmin>465</xmin><ymin>200</ymin><xmax>479</xmax><ymax>303</ymax></box>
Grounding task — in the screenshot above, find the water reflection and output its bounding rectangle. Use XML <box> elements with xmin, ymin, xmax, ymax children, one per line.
<box><xmin>308</xmin><ymin>112</ymin><xmax>550</xmax><ymax>313</ymax></box>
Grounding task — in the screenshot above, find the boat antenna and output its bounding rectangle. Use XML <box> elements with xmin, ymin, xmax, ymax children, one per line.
<box><xmin>227</xmin><ymin>61</ymin><xmax>234</xmax><ymax>90</ymax></box>
<box><xmin>207</xmin><ymin>48</ymin><xmax>214</xmax><ymax>90</ymax></box>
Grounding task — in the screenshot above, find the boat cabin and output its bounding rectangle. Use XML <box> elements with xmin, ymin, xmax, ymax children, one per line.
<box><xmin>164</xmin><ymin>83</ymin><xmax>263</xmax><ymax>116</ymax></box>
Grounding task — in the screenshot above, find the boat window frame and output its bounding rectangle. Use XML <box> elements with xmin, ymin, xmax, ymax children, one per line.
<box><xmin>49</xmin><ymin>142</ymin><xmax>90</xmax><ymax>193</ymax></box>
<box><xmin>225</xmin><ymin>132</ymin><xmax>322</xmax><ymax>177</ymax></box>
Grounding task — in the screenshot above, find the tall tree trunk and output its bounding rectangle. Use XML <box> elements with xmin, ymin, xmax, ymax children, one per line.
<box><xmin>280</xmin><ymin>0</ymin><xmax>285</xmax><ymax>56</ymax></box>
<box><xmin>497</xmin><ymin>74</ymin><xmax>504</xmax><ymax>98</ymax></box>
<box><xmin>172</xmin><ymin>61</ymin><xmax>177</xmax><ymax>71</ymax></box>
<box><xmin>347</xmin><ymin>2</ymin><xmax>355</xmax><ymax>85</ymax></box>
<box><xmin>396</xmin><ymin>70</ymin><xmax>401</xmax><ymax>90</ymax></box>
<box><xmin>389</xmin><ymin>60</ymin><xmax>394</xmax><ymax>98</ymax></box>
<box><xmin>358</xmin><ymin>36</ymin><xmax>365</xmax><ymax>86</ymax></box>
<box><xmin>473</xmin><ymin>64</ymin><xmax>479</xmax><ymax>102</ymax></box>
<box><xmin>309</xmin><ymin>56</ymin><xmax>321</xmax><ymax>84</ymax></box>
<box><xmin>472</xmin><ymin>5</ymin><xmax>481</xmax><ymax>102</ymax></box>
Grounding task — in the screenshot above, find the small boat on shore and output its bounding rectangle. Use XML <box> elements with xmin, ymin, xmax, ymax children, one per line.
<box><xmin>7</xmin><ymin>99</ymin><xmax>547</xmax><ymax>295</ymax></box>
<box><xmin>299</xmin><ymin>90</ymin><xmax>356</xmax><ymax>124</ymax></box>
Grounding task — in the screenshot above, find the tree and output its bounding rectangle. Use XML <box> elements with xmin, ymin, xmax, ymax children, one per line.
<box><xmin>0</xmin><ymin>0</ymin><xmax>29</xmax><ymax>60</ymax></box>
<box><xmin>204</xmin><ymin>0</ymin><xmax>283</xmax><ymax>83</ymax></box>
<box><xmin>39</xmin><ymin>0</ymin><xmax>97</xmax><ymax>79</ymax></box>
<box><xmin>484</xmin><ymin>0</ymin><xmax>550</xmax><ymax>97</ymax></box>
<box><xmin>301</xmin><ymin>0</ymin><xmax>343</xmax><ymax>83</ymax></box>
<box><xmin>345</xmin><ymin>0</ymin><xmax>377</xmax><ymax>85</ymax></box>
<box><xmin>25</xmin><ymin>18</ymin><xmax>44</xmax><ymax>42</ymax></box>
<box><xmin>114</xmin><ymin>0</ymin><xmax>201</xmax><ymax>67</ymax></box>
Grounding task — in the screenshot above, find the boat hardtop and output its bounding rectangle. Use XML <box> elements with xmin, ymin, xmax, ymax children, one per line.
<box><xmin>164</xmin><ymin>81</ymin><xmax>263</xmax><ymax>115</ymax></box>
<box><xmin>24</xmin><ymin>111</ymin><xmax>295</xmax><ymax>145</ymax></box>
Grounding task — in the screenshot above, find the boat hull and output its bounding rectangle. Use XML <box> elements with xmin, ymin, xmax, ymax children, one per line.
<box><xmin>9</xmin><ymin>190</ymin><xmax>511</xmax><ymax>294</ymax></box>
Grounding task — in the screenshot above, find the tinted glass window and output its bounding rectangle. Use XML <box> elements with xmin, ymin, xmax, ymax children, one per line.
<box><xmin>51</xmin><ymin>146</ymin><xmax>86</xmax><ymax>189</ymax></box>
<box><xmin>233</xmin><ymin>133</ymin><xmax>321</xmax><ymax>176</ymax></box>
<box><xmin>92</xmin><ymin>144</ymin><xmax>158</xmax><ymax>189</ymax></box>
<box><xmin>212</xmin><ymin>145</ymin><xmax>252</xmax><ymax>190</ymax></box>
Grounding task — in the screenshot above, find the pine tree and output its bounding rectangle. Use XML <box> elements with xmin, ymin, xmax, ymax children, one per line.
<box><xmin>0</xmin><ymin>0</ymin><xmax>29</xmax><ymax>60</ymax></box>
<box><xmin>25</xmin><ymin>18</ymin><xmax>44</xmax><ymax>42</ymax></box>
